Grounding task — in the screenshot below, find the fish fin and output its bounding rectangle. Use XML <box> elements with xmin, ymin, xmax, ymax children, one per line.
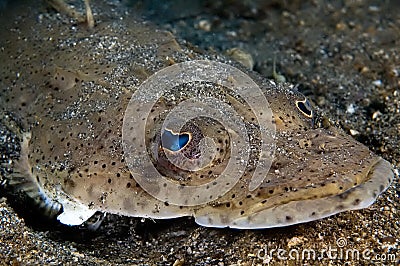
<box><xmin>45</xmin><ymin>0</ymin><xmax>94</xmax><ymax>28</ymax></box>
<box><xmin>8</xmin><ymin>132</ymin><xmax>97</xmax><ymax>225</ymax></box>
<box><xmin>55</xmin><ymin>190</ymin><xmax>97</xmax><ymax>226</ymax></box>
<box><xmin>6</xmin><ymin>132</ymin><xmax>63</xmax><ymax>219</ymax></box>
<box><xmin>85</xmin><ymin>213</ymin><xmax>107</xmax><ymax>231</ymax></box>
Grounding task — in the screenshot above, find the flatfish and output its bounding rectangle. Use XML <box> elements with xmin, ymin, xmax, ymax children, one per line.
<box><xmin>0</xmin><ymin>1</ymin><xmax>393</xmax><ymax>229</ymax></box>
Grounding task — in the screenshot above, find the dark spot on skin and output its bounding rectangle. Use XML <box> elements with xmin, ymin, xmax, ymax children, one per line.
<box><xmin>338</xmin><ymin>193</ymin><xmax>348</xmax><ymax>199</ymax></box>
<box><xmin>311</xmin><ymin>212</ymin><xmax>316</xmax><ymax>216</ymax></box>
<box><xmin>285</xmin><ymin>216</ymin><xmax>292</xmax><ymax>221</ymax></box>
<box><xmin>379</xmin><ymin>185</ymin><xmax>385</xmax><ymax>192</ymax></box>
<box><xmin>64</xmin><ymin>178</ymin><xmax>76</xmax><ymax>188</ymax></box>
<box><xmin>353</xmin><ymin>199</ymin><xmax>361</xmax><ymax>205</ymax></box>
<box><xmin>336</xmin><ymin>204</ymin><xmax>344</xmax><ymax>210</ymax></box>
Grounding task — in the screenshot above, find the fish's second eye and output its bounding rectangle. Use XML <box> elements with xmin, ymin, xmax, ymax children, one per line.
<box><xmin>296</xmin><ymin>98</ymin><xmax>313</xmax><ymax>118</ymax></box>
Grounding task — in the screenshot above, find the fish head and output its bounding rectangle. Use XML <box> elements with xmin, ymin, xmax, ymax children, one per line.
<box><xmin>193</xmin><ymin>82</ymin><xmax>393</xmax><ymax>228</ymax></box>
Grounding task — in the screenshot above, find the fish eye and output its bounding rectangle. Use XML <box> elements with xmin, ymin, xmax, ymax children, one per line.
<box><xmin>161</xmin><ymin>128</ymin><xmax>191</xmax><ymax>152</ymax></box>
<box><xmin>295</xmin><ymin>98</ymin><xmax>313</xmax><ymax>118</ymax></box>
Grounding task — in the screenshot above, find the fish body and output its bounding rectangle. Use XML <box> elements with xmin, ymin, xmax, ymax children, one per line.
<box><xmin>0</xmin><ymin>1</ymin><xmax>393</xmax><ymax>228</ymax></box>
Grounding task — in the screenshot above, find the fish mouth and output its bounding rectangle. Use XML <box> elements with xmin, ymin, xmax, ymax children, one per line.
<box><xmin>195</xmin><ymin>158</ymin><xmax>394</xmax><ymax>229</ymax></box>
<box><xmin>195</xmin><ymin>142</ymin><xmax>394</xmax><ymax>229</ymax></box>
<box><xmin>261</xmin><ymin>158</ymin><xmax>393</xmax><ymax>228</ymax></box>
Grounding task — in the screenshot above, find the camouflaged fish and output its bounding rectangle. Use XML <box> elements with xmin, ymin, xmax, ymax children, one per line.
<box><xmin>0</xmin><ymin>1</ymin><xmax>394</xmax><ymax>229</ymax></box>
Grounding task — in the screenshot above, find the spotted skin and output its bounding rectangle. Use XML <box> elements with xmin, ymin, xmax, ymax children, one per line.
<box><xmin>0</xmin><ymin>1</ymin><xmax>394</xmax><ymax>228</ymax></box>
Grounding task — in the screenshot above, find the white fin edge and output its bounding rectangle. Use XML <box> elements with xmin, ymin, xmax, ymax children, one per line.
<box><xmin>56</xmin><ymin>190</ymin><xmax>97</xmax><ymax>225</ymax></box>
